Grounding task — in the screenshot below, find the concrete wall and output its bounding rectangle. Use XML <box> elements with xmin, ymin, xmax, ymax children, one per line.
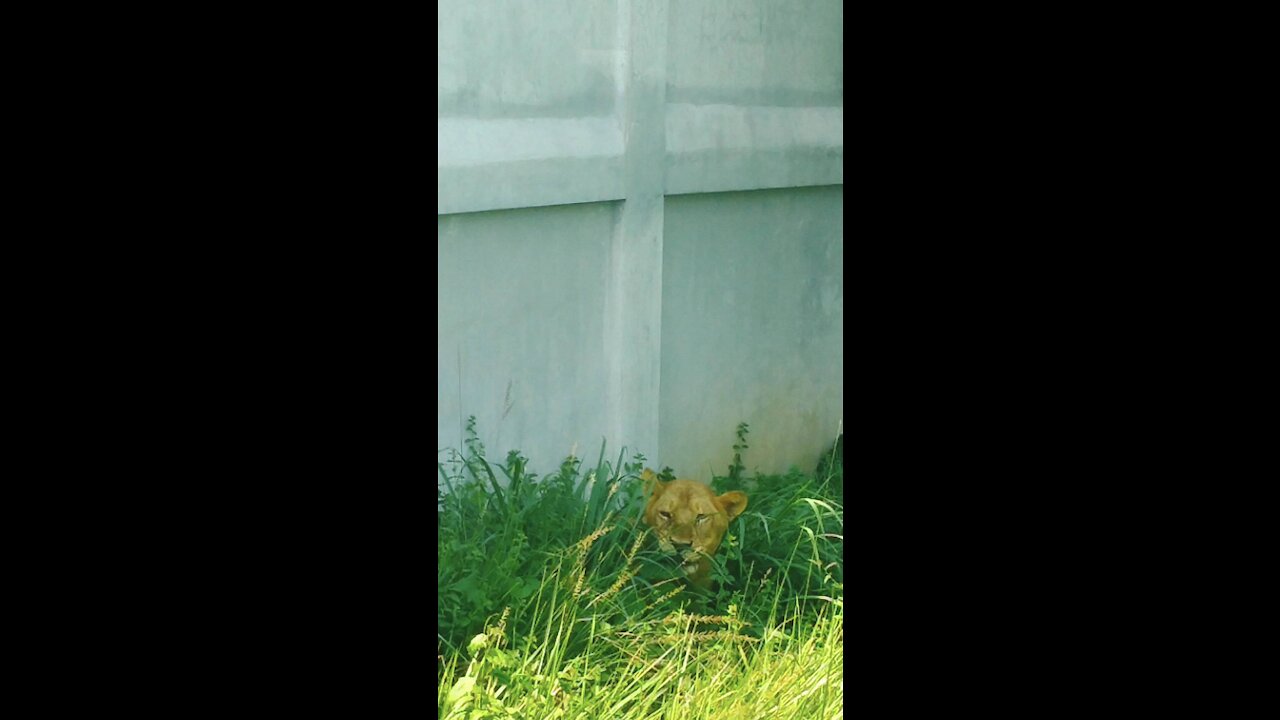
<box><xmin>438</xmin><ymin>0</ymin><xmax>842</xmax><ymax>482</ymax></box>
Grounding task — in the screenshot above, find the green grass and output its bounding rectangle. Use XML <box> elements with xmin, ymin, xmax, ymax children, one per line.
<box><xmin>438</xmin><ymin>420</ymin><xmax>844</xmax><ymax>719</ymax></box>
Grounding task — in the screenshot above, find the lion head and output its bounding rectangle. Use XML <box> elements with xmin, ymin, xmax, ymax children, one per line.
<box><xmin>642</xmin><ymin>469</ymin><xmax>748</xmax><ymax>589</ymax></box>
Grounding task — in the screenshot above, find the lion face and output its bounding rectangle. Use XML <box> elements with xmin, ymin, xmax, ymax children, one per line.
<box><xmin>642</xmin><ymin>471</ymin><xmax>748</xmax><ymax>589</ymax></box>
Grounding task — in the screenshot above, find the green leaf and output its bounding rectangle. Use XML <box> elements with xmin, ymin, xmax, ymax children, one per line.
<box><xmin>445</xmin><ymin>675</ymin><xmax>475</xmax><ymax>711</ymax></box>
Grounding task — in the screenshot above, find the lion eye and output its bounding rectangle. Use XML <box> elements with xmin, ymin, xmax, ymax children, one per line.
<box><xmin>696</xmin><ymin>514</ymin><xmax>708</xmax><ymax>523</ymax></box>
<box><xmin>658</xmin><ymin>511</ymin><xmax>671</xmax><ymax>520</ymax></box>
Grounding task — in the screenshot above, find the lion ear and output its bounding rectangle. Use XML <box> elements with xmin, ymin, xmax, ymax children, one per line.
<box><xmin>642</xmin><ymin>468</ymin><xmax>665</xmax><ymax>498</ymax></box>
<box><xmin>717</xmin><ymin>491</ymin><xmax>748</xmax><ymax>521</ymax></box>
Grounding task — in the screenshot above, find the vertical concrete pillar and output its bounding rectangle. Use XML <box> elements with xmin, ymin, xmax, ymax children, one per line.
<box><xmin>604</xmin><ymin>0</ymin><xmax>668</xmax><ymax>462</ymax></box>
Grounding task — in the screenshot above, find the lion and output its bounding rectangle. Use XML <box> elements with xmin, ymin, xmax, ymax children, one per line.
<box><xmin>641</xmin><ymin>469</ymin><xmax>748</xmax><ymax>589</ymax></box>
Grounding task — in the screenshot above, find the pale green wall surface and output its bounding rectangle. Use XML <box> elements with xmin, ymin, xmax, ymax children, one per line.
<box><xmin>666</xmin><ymin>0</ymin><xmax>843</xmax><ymax>108</ymax></box>
<box><xmin>437</xmin><ymin>202</ymin><xmax>619</xmax><ymax>463</ymax></box>
<box><xmin>438</xmin><ymin>0</ymin><xmax>842</xmax><ymax>479</ymax></box>
<box><xmin>437</xmin><ymin>0</ymin><xmax>619</xmax><ymax>119</ymax></box>
<box><xmin>660</xmin><ymin>186</ymin><xmax>843</xmax><ymax>482</ymax></box>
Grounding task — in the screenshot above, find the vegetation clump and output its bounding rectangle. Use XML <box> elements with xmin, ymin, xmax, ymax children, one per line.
<box><xmin>438</xmin><ymin>419</ymin><xmax>844</xmax><ymax>719</ymax></box>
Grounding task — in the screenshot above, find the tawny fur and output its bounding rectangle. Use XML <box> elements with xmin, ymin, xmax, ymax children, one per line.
<box><xmin>641</xmin><ymin>469</ymin><xmax>748</xmax><ymax>589</ymax></box>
